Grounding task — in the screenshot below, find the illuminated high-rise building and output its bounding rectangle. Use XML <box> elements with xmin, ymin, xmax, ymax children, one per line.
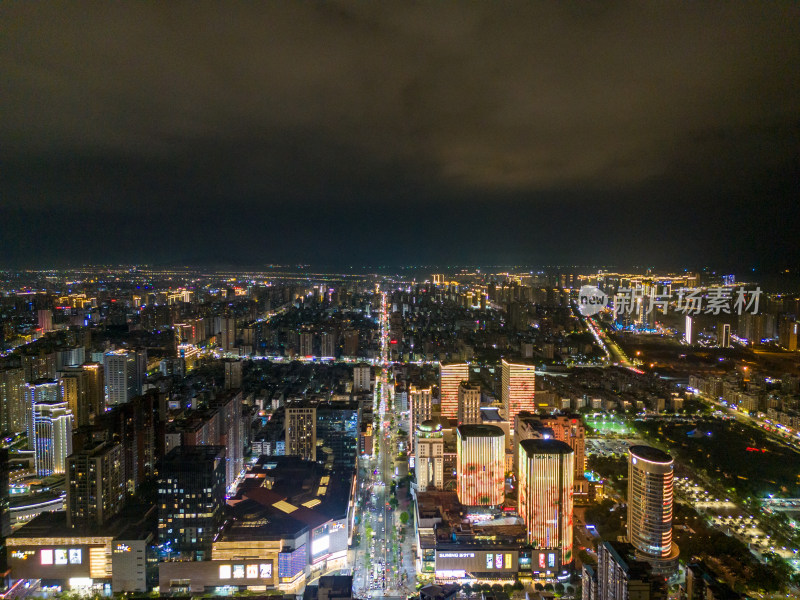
<box><xmin>158</xmin><ymin>445</ymin><xmax>226</xmax><ymax>561</ymax></box>
<box><xmin>104</xmin><ymin>350</ymin><xmax>145</xmax><ymax>406</ymax></box>
<box><xmin>21</xmin><ymin>352</ymin><xmax>57</xmax><ymax>382</ymax></box>
<box><xmin>588</xmin><ymin>541</ymin><xmax>667</xmax><ymax>600</ymax></box>
<box><xmin>57</xmin><ymin>368</ymin><xmax>90</xmax><ymax>428</ymax></box>
<box><xmin>457</xmin><ymin>381</ymin><xmax>481</xmax><ymax>425</ymax></box>
<box><xmin>32</xmin><ymin>399</ymin><xmax>73</xmax><ymax>476</ymax></box>
<box><xmin>501</xmin><ymin>359</ymin><xmax>535</xmax><ymax>429</ymax></box>
<box><xmin>298</xmin><ymin>332</ymin><xmax>313</xmax><ymax>356</ymax></box>
<box><xmin>66</xmin><ymin>441</ymin><xmax>126</xmax><ymax>528</ymax></box>
<box><xmin>224</xmin><ymin>359</ymin><xmax>242</xmax><ymax>390</ymax></box>
<box><xmin>628</xmin><ymin>446</ymin><xmax>679</xmax><ymax>572</ymax></box>
<box><xmin>81</xmin><ymin>362</ymin><xmax>105</xmax><ymax>418</ymax></box>
<box><xmin>415</xmin><ymin>418</ymin><xmax>447</xmax><ymax>492</ymax></box>
<box><xmin>538</xmin><ymin>414</ymin><xmax>586</xmax><ymax>486</ymax></box>
<box><xmin>37</xmin><ymin>309</ymin><xmax>53</xmax><ymax>333</ymax></box>
<box><xmin>684</xmin><ymin>315</ymin><xmax>695</xmax><ymax>345</ymax></box>
<box><xmin>343</xmin><ymin>329</ymin><xmax>360</xmax><ymax>357</ymax></box>
<box><xmin>718</xmin><ymin>323</ymin><xmax>731</xmax><ymax>348</ymax></box>
<box><xmin>352</xmin><ymin>365</ymin><xmax>371</xmax><ymax>392</ymax></box>
<box><xmin>456</xmin><ymin>424</ymin><xmax>505</xmax><ymax>506</ymax></box>
<box><xmin>518</xmin><ymin>439</ymin><xmax>574</xmax><ymax>570</ymax></box>
<box><xmin>408</xmin><ymin>385</ymin><xmax>433</xmax><ymax>451</ymax></box>
<box><xmin>0</xmin><ymin>367</ymin><xmax>25</xmax><ymax>433</ymax></box>
<box><xmin>315</xmin><ymin>401</ymin><xmax>359</xmax><ymax>469</ymax></box>
<box><xmin>439</xmin><ymin>362</ymin><xmax>469</xmax><ymax>419</ymax></box>
<box><xmin>24</xmin><ymin>380</ymin><xmax>60</xmax><ymax>450</ymax></box>
<box><xmin>779</xmin><ymin>319</ymin><xmax>798</xmax><ymax>352</ymax></box>
<box><xmin>285</xmin><ymin>406</ymin><xmax>317</xmax><ymax>461</ymax></box>
<box><xmin>216</xmin><ymin>316</ymin><xmax>236</xmax><ymax>352</ymax></box>
<box><xmin>55</xmin><ymin>346</ymin><xmax>85</xmax><ymax>370</ymax></box>
<box><xmin>320</xmin><ymin>331</ymin><xmax>337</xmax><ymax>357</ymax></box>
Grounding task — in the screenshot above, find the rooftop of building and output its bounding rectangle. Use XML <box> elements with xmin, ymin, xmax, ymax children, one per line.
<box><xmin>420</xmin><ymin>583</ymin><xmax>460</xmax><ymax>600</ymax></box>
<box><xmin>415</xmin><ymin>490</ymin><xmax>525</xmax><ymax>544</ymax></box>
<box><xmin>161</xmin><ymin>444</ymin><xmax>226</xmax><ymax>464</ymax></box>
<box><xmin>519</xmin><ymin>438</ymin><xmax>573</xmax><ymax>455</ymax></box>
<box><xmin>8</xmin><ymin>491</ymin><xmax>63</xmax><ymax>510</ymax></box>
<box><xmin>302</xmin><ymin>575</ymin><xmax>354</xmax><ymax>600</ymax></box>
<box><xmin>418</xmin><ymin>417</ymin><xmax>451</xmax><ymax>433</ymax></box>
<box><xmin>479</xmin><ymin>407</ymin><xmax>506</xmax><ymax>423</ymax></box>
<box><xmin>9</xmin><ymin>510</ymin><xmax>131</xmax><ymax>541</ymax></box>
<box><xmin>629</xmin><ymin>445</ymin><xmax>672</xmax><ymax>464</ymax></box>
<box><xmin>221</xmin><ymin>455</ymin><xmax>353</xmax><ymax>541</ymax></box>
<box><xmin>686</xmin><ymin>561</ymin><xmax>744</xmax><ymax>600</ymax></box>
<box><xmin>500</xmin><ymin>358</ymin><xmax>536</xmax><ymax>367</ymax></box>
<box><xmin>457</xmin><ymin>424</ymin><xmax>504</xmax><ymax>438</ymax></box>
<box><xmin>68</xmin><ymin>440</ymin><xmax>120</xmax><ymax>457</ymax></box>
<box><xmin>25</xmin><ymin>379</ymin><xmax>59</xmax><ymax>386</ymax></box>
<box><xmin>601</xmin><ymin>541</ymin><xmax>657</xmax><ymax>579</ymax></box>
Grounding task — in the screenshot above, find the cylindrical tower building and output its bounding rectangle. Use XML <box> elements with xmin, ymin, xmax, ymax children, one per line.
<box><xmin>628</xmin><ymin>445</ymin><xmax>679</xmax><ymax>573</ymax></box>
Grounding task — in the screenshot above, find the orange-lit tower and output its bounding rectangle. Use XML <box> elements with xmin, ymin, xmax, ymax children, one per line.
<box><xmin>502</xmin><ymin>359</ymin><xmax>535</xmax><ymax>429</ymax></box>
<box><xmin>518</xmin><ymin>439</ymin><xmax>574</xmax><ymax>569</ymax></box>
<box><xmin>456</xmin><ymin>424</ymin><xmax>505</xmax><ymax>506</ymax></box>
<box><xmin>439</xmin><ymin>362</ymin><xmax>469</xmax><ymax>419</ymax></box>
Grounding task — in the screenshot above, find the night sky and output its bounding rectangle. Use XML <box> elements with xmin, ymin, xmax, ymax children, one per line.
<box><xmin>2</xmin><ymin>3</ymin><xmax>799</xmax><ymax>270</ymax></box>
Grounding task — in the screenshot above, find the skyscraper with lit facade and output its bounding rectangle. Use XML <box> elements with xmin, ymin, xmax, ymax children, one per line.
<box><xmin>104</xmin><ymin>350</ymin><xmax>145</xmax><ymax>406</ymax></box>
<box><xmin>286</xmin><ymin>406</ymin><xmax>317</xmax><ymax>462</ymax></box>
<box><xmin>81</xmin><ymin>362</ymin><xmax>105</xmax><ymax>418</ymax></box>
<box><xmin>32</xmin><ymin>399</ymin><xmax>73</xmax><ymax>476</ymax></box>
<box><xmin>628</xmin><ymin>445</ymin><xmax>679</xmax><ymax>573</ymax></box>
<box><xmin>24</xmin><ymin>380</ymin><xmax>60</xmax><ymax>450</ymax></box>
<box><xmin>501</xmin><ymin>359</ymin><xmax>535</xmax><ymax>430</ymax></box>
<box><xmin>415</xmin><ymin>418</ymin><xmax>447</xmax><ymax>492</ymax></box>
<box><xmin>0</xmin><ymin>367</ymin><xmax>25</xmax><ymax>433</ymax></box>
<box><xmin>518</xmin><ymin>439</ymin><xmax>574</xmax><ymax>570</ymax></box>
<box><xmin>456</xmin><ymin>424</ymin><xmax>505</xmax><ymax>506</ymax></box>
<box><xmin>158</xmin><ymin>445</ymin><xmax>226</xmax><ymax>561</ymax></box>
<box><xmin>408</xmin><ymin>385</ymin><xmax>433</xmax><ymax>452</ymax></box>
<box><xmin>539</xmin><ymin>414</ymin><xmax>586</xmax><ymax>489</ymax></box>
<box><xmin>66</xmin><ymin>441</ymin><xmax>126</xmax><ymax>528</ymax></box>
<box><xmin>439</xmin><ymin>363</ymin><xmax>469</xmax><ymax>420</ymax></box>
<box><xmin>457</xmin><ymin>381</ymin><xmax>481</xmax><ymax>425</ymax></box>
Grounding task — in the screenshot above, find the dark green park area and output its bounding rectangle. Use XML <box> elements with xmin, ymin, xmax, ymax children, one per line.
<box><xmin>634</xmin><ymin>418</ymin><xmax>800</xmax><ymax>498</ymax></box>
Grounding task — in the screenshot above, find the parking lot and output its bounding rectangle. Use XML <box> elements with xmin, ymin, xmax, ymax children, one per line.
<box><xmin>585</xmin><ymin>437</ymin><xmax>645</xmax><ymax>458</ymax></box>
<box><xmin>674</xmin><ymin>476</ymin><xmax>798</xmax><ymax>563</ymax></box>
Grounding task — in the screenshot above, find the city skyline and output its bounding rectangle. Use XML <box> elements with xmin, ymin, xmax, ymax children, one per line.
<box><xmin>0</xmin><ymin>270</ymin><xmax>799</xmax><ymax>597</ymax></box>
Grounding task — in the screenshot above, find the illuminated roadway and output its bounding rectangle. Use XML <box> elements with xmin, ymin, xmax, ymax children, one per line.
<box><xmin>571</xmin><ymin>299</ymin><xmax>636</xmax><ymax>369</ymax></box>
<box><xmin>354</xmin><ymin>290</ymin><xmax>412</xmax><ymax>597</ymax></box>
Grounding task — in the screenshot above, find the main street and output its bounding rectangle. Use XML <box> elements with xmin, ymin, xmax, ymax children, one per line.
<box><xmin>353</xmin><ymin>290</ymin><xmax>415</xmax><ymax>597</ymax></box>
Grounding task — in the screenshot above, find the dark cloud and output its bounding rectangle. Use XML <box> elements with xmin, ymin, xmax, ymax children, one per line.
<box><xmin>1</xmin><ymin>2</ymin><xmax>799</xmax><ymax>267</ymax></box>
